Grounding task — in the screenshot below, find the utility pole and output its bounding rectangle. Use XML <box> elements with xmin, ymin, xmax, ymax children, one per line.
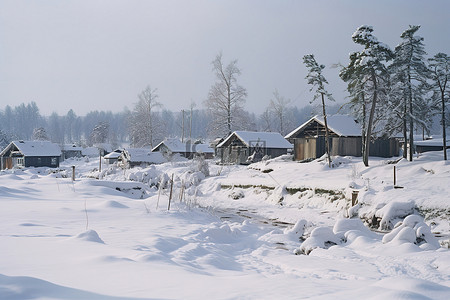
<box><xmin>181</xmin><ymin>109</ymin><xmax>185</xmax><ymax>143</ymax></box>
<box><xmin>189</xmin><ymin>106</ymin><xmax>193</xmax><ymax>141</ymax></box>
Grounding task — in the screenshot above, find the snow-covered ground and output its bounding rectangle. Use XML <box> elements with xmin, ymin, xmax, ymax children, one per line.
<box><xmin>1</xmin><ymin>152</ymin><xmax>449</xmax><ymax>299</ymax></box>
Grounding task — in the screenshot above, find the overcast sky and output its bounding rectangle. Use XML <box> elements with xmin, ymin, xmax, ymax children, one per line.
<box><xmin>1</xmin><ymin>0</ymin><xmax>449</xmax><ymax>116</ymax></box>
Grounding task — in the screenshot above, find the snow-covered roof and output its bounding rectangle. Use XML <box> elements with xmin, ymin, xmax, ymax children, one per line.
<box><xmin>61</xmin><ymin>144</ymin><xmax>83</xmax><ymax>151</ymax></box>
<box><xmin>2</xmin><ymin>141</ymin><xmax>61</xmax><ymax>157</ymax></box>
<box><xmin>415</xmin><ymin>138</ymin><xmax>450</xmax><ymax>147</ymax></box>
<box><xmin>104</xmin><ymin>152</ymin><xmax>121</xmax><ymax>159</ymax></box>
<box><xmin>193</xmin><ymin>143</ymin><xmax>214</xmax><ymax>154</ymax></box>
<box><xmin>124</xmin><ymin>148</ymin><xmax>167</xmax><ymax>164</ymax></box>
<box><xmin>285</xmin><ymin>115</ymin><xmax>361</xmax><ymax>139</ymax></box>
<box><xmin>82</xmin><ymin>147</ymin><xmax>100</xmax><ymax>157</ymax></box>
<box><xmin>217</xmin><ymin>131</ymin><xmax>293</xmax><ymax>149</ymax></box>
<box><xmin>94</xmin><ymin>143</ymin><xmax>113</xmax><ymax>152</ymax></box>
<box><xmin>152</xmin><ymin>138</ymin><xmax>214</xmax><ymax>154</ymax></box>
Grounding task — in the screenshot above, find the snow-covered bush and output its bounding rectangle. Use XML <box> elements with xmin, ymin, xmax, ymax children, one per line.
<box><xmin>284</xmin><ymin>219</ymin><xmax>307</xmax><ymax>240</ymax></box>
<box><xmin>294</xmin><ymin>226</ymin><xmax>342</xmax><ymax>255</ymax></box>
<box><xmin>382</xmin><ymin>214</ymin><xmax>440</xmax><ymax>249</ymax></box>
<box><xmin>362</xmin><ymin>201</ymin><xmax>415</xmax><ymax>230</ymax></box>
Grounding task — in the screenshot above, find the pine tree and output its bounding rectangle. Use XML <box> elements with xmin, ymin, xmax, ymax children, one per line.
<box><xmin>303</xmin><ymin>54</ymin><xmax>334</xmax><ymax>167</ymax></box>
<box><xmin>429</xmin><ymin>53</ymin><xmax>449</xmax><ymax>160</ymax></box>
<box><xmin>340</xmin><ymin>25</ymin><xmax>393</xmax><ymax>166</ymax></box>
<box><xmin>391</xmin><ymin>25</ymin><xmax>431</xmax><ymax>161</ymax></box>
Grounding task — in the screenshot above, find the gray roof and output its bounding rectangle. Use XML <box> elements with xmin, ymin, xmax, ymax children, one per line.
<box><xmin>285</xmin><ymin>115</ymin><xmax>361</xmax><ymax>139</ymax></box>
<box><xmin>1</xmin><ymin>141</ymin><xmax>61</xmax><ymax>157</ymax></box>
<box><xmin>217</xmin><ymin>131</ymin><xmax>293</xmax><ymax>149</ymax></box>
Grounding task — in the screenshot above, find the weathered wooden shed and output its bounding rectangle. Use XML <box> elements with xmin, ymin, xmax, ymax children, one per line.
<box><xmin>152</xmin><ymin>138</ymin><xmax>214</xmax><ymax>159</ymax></box>
<box><xmin>119</xmin><ymin>148</ymin><xmax>167</xmax><ymax>168</ymax></box>
<box><xmin>217</xmin><ymin>131</ymin><xmax>293</xmax><ymax>164</ymax></box>
<box><xmin>0</xmin><ymin>140</ymin><xmax>61</xmax><ymax>170</ymax></box>
<box><xmin>285</xmin><ymin>115</ymin><xmax>399</xmax><ymax>161</ymax></box>
<box><xmin>415</xmin><ymin>137</ymin><xmax>450</xmax><ymax>154</ymax></box>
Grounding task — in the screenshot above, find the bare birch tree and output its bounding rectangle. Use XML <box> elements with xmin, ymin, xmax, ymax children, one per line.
<box><xmin>269</xmin><ymin>89</ymin><xmax>291</xmax><ymax>135</ymax></box>
<box><xmin>205</xmin><ymin>53</ymin><xmax>247</xmax><ymax>137</ymax></box>
<box><xmin>128</xmin><ymin>85</ymin><xmax>163</xmax><ymax>148</ymax></box>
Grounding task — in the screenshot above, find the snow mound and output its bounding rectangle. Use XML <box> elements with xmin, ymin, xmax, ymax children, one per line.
<box><xmin>382</xmin><ymin>214</ymin><xmax>440</xmax><ymax>249</ymax></box>
<box><xmin>75</xmin><ymin>230</ymin><xmax>105</xmax><ymax>244</ymax></box>
<box><xmin>284</xmin><ymin>219</ymin><xmax>307</xmax><ymax>238</ymax></box>
<box><xmin>101</xmin><ymin>200</ymin><xmax>129</xmax><ymax>209</ymax></box>
<box><xmin>295</xmin><ymin>226</ymin><xmax>342</xmax><ymax>255</ymax></box>
<box><xmin>363</xmin><ymin>201</ymin><xmax>415</xmax><ymax>230</ymax></box>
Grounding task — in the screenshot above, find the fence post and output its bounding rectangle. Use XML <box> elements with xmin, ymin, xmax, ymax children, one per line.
<box><xmin>168</xmin><ymin>174</ymin><xmax>174</xmax><ymax>210</ymax></box>
<box><xmin>351</xmin><ymin>190</ymin><xmax>359</xmax><ymax>206</ymax></box>
<box><xmin>71</xmin><ymin>166</ymin><xmax>75</xmax><ymax>181</ymax></box>
<box><xmin>393</xmin><ymin>166</ymin><xmax>396</xmax><ymax>186</ymax></box>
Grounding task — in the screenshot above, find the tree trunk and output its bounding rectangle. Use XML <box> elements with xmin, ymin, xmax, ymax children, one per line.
<box><xmin>442</xmin><ymin>90</ymin><xmax>447</xmax><ymax>160</ymax></box>
<box><xmin>408</xmin><ymin>78</ymin><xmax>414</xmax><ymax>161</ymax></box>
<box><xmin>321</xmin><ymin>93</ymin><xmax>332</xmax><ymax>167</ymax></box>
<box><xmin>364</xmin><ymin>72</ymin><xmax>378</xmax><ymax>167</ymax></box>
<box><xmin>403</xmin><ymin>101</ymin><xmax>408</xmax><ymax>159</ymax></box>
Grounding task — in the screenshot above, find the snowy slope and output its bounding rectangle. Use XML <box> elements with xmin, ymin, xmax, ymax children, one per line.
<box><xmin>0</xmin><ymin>152</ymin><xmax>449</xmax><ymax>299</ymax></box>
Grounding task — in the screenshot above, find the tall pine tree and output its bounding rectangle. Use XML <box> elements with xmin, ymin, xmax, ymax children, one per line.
<box><xmin>391</xmin><ymin>25</ymin><xmax>430</xmax><ymax>161</ymax></box>
<box><xmin>340</xmin><ymin>25</ymin><xmax>393</xmax><ymax>166</ymax></box>
<box><xmin>429</xmin><ymin>53</ymin><xmax>449</xmax><ymax>160</ymax></box>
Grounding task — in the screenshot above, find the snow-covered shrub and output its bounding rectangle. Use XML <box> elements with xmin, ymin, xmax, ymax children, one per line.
<box><xmin>190</xmin><ymin>155</ymin><xmax>210</xmax><ymax>177</ymax></box>
<box><xmin>382</xmin><ymin>214</ymin><xmax>440</xmax><ymax>249</ymax></box>
<box><xmin>362</xmin><ymin>201</ymin><xmax>414</xmax><ymax>230</ymax></box>
<box><xmin>284</xmin><ymin>219</ymin><xmax>307</xmax><ymax>240</ymax></box>
<box><xmin>229</xmin><ymin>189</ymin><xmax>245</xmax><ymax>200</ymax></box>
<box><xmin>267</xmin><ymin>185</ymin><xmax>287</xmax><ymax>204</ymax></box>
<box><xmin>294</xmin><ymin>226</ymin><xmax>342</xmax><ymax>255</ymax></box>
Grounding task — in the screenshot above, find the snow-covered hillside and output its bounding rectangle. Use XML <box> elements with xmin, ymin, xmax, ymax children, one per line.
<box><xmin>0</xmin><ymin>152</ymin><xmax>449</xmax><ymax>299</ymax></box>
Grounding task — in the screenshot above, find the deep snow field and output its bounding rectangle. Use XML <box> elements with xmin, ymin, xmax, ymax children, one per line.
<box><xmin>1</xmin><ymin>151</ymin><xmax>449</xmax><ymax>299</ymax></box>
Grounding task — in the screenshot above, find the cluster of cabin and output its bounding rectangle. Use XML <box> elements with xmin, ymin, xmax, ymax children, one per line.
<box><xmin>1</xmin><ymin>115</ymin><xmax>447</xmax><ymax>170</ymax></box>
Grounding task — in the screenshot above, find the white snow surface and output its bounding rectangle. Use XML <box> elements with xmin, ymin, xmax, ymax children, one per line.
<box><xmin>0</xmin><ymin>151</ymin><xmax>449</xmax><ymax>299</ymax></box>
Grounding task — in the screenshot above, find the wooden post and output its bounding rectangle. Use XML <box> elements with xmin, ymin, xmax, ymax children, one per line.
<box><xmin>351</xmin><ymin>190</ymin><xmax>359</xmax><ymax>206</ymax></box>
<box><xmin>168</xmin><ymin>174</ymin><xmax>174</xmax><ymax>210</ymax></box>
<box><xmin>394</xmin><ymin>166</ymin><xmax>396</xmax><ymax>186</ymax></box>
<box><xmin>99</xmin><ymin>149</ymin><xmax>102</xmax><ymax>173</ymax></box>
<box><xmin>71</xmin><ymin>166</ymin><xmax>75</xmax><ymax>181</ymax></box>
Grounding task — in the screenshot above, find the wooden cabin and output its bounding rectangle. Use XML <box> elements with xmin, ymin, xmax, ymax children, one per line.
<box><xmin>216</xmin><ymin>131</ymin><xmax>293</xmax><ymax>164</ymax></box>
<box><xmin>286</xmin><ymin>115</ymin><xmax>399</xmax><ymax>161</ymax></box>
<box><xmin>0</xmin><ymin>140</ymin><xmax>61</xmax><ymax>170</ymax></box>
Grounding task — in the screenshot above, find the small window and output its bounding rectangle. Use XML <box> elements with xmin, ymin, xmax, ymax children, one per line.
<box><xmin>37</xmin><ymin>157</ymin><xmax>42</xmax><ymax>164</ymax></box>
<box><xmin>17</xmin><ymin>158</ymin><xmax>24</xmax><ymax>166</ymax></box>
<box><xmin>51</xmin><ymin>157</ymin><xmax>57</xmax><ymax>165</ymax></box>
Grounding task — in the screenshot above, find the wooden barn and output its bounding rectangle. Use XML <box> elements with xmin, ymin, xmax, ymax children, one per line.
<box><xmin>285</xmin><ymin>115</ymin><xmax>399</xmax><ymax>161</ymax></box>
<box><xmin>61</xmin><ymin>144</ymin><xmax>83</xmax><ymax>160</ymax></box>
<box><xmin>216</xmin><ymin>131</ymin><xmax>293</xmax><ymax>164</ymax></box>
<box><xmin>119</xmin><ymin>148</ymin><xmax>167</xmax><ymax>168</ymax></box>
<box><xmin>415</xmin><ymin>137</ymin><xmax>450</xmax><ymax>154</ymax></box>
<box><xmin>0</xmin><ymin>140</ymin><xmax>61</xmax><ymax>170</ymax></box>
<box><xmin>152</xmin><ymin>138</ymin><xmax>214</xmax><ymax>159</ymax></box>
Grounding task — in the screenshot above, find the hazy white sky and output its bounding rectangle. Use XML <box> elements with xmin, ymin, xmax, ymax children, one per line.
<box><xmin>1</xmin><ymin>0</ymin><xmax>449</xmax><ymax>116</ymax></box>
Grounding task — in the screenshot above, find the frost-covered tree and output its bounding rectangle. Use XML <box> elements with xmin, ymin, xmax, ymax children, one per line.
<box><xmin>303</xmin><ymin>54</ymin><xmax>334</xmax><ymax>166</ymax></box>
<box><xmin>429</xmin><ymin>53</ymin><xmax>449</xmax><ymax>160</ymax></box>
<box><xmin>390</xmin><ymin>25</ymin><xmax>431</xmax><ymax>161</ymax></box>
<box><xmin>269</xmin><ymin>90</ymin><xmax>291</xmax><ymax>136</ymax></box>
<box><xmin>0</xmin><ymin>129</ymin><xmax>10</xmax><ymax>150</ymax></box>
<box><xmin>128</xmin><ymin>86</ymin><xmax>163</xmax><ymax>148</ymax></box>
<box><xmin>90</xmin><ymin>121</ymin><xmax>109</xmax><ymax>145</ymax></box>
<box><xmin>340</xmin><ymin>25</ymin><xmax>393</xmax><ymax>166</ymax></box>
<box><xmin>32</xmin><ymin>127</ymin><xmax>49</xmax><ymax>141</ymax></box>
<box><xmin>205</xmin><ymin>53</ymin><xmax>247</xmax><ymax>137</ymax></box>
